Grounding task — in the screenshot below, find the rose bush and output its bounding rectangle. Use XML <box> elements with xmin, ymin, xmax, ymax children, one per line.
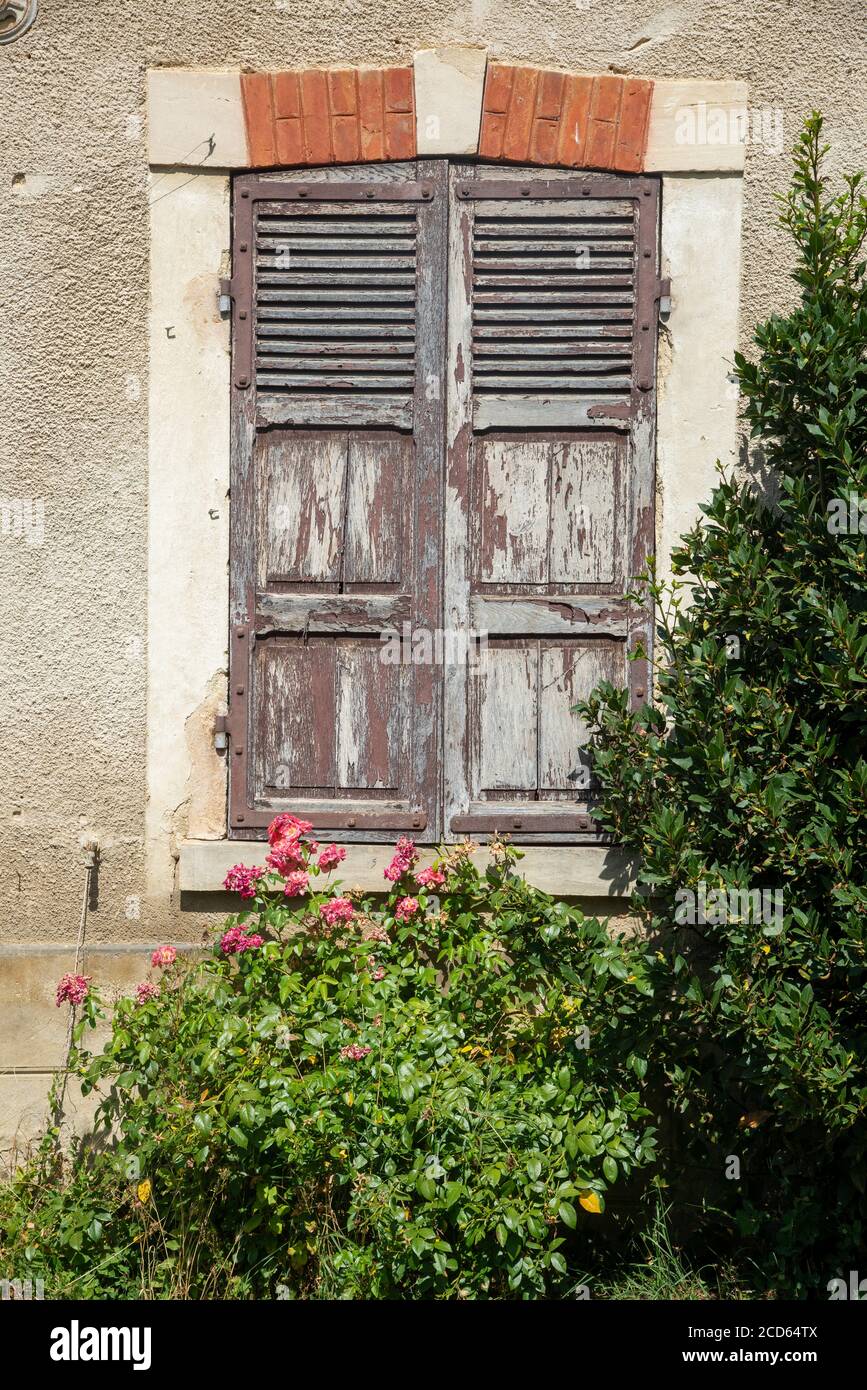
<box><xmin>2</xmin><ymin>823</ymin><xmax>658</xmax><ymax>1300</ymax></box>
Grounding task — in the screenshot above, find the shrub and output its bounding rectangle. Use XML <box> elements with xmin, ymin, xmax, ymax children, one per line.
<box><xmin>2</xmin><ymin>826</ymin><xmax>658</xmax><ymax>1300</ymax></box>
<box><xmin>578</xmin><ymin>114</ymin><xmax>867</xmax><ymax>1294</ymax></box>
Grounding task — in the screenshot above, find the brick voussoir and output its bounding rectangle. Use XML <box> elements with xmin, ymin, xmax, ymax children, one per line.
<box><xmin>479</xmin><ymin>62</ymin><xmax>654</xmax><ymax>173</ymax></box>
<box><xmin>241</xmin><ymin>64</ymin><xmax>417</xmax><ymax>168</ymax></box>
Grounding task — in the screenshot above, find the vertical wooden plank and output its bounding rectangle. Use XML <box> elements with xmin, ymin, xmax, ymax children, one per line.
<box><xmin>335</xmin><ymin>641</ymin><xmax>401</xmax><ymax>790</ymax></box>
<box><xmin>258</xmin><ymin>640</ymin><xmax>336</xmax><ymax>792</ymax></box>
<box><xmin>410</xmin><ymin>157</ymin><xmax>449</xmax><ymax>838</ymax></box>
<box><xmin>443</xmin><ymin>163</ymin><xmax>476</xmax><ymax>834</ymax></box>
<box><xmin>549</xmin><ymin>437</ymin><xmax>619</xmax><ymax>584</ymax></box>
<box><xmin>477</xmin><ymin>437</ymin><xmax>551</xmax><ymax>583</ymax></box>
<box><xmin>256</xmin><ymin>431</ymin><xmax>347</xmax><ymax>584</ymax></box>
<box><xmin>539</xmin><ymin>642</ymin><xmax>621</xmax><ymax>790</ymax></box>
<box><xmin>474</xmin><ymin>644</ymin><xmax>539</xmax><ymax>793</ymax></box>
<box><xmin>343</xmin><ymin>433</ymin><xmax>407</xmax><ymax>584</ymax></box>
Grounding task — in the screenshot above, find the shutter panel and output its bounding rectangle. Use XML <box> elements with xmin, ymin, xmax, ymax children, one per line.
<box><xmin>228</xmin><ymin>163</ymin><xmax>447</xmax><ymax>839</ymax></box>
<box><xmin>444</xmin><ymin>166</ymin><xmax>659</xmax><ymax>841</ymax></box>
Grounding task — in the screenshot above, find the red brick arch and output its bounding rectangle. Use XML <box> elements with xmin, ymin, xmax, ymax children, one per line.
<box><xmin>240</xmin><ymin>62</ymin><xmax>654</xmax><ymax>173</ymax></box>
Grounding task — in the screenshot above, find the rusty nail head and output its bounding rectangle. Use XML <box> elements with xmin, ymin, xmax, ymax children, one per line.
<box><xmin>239</xmin><ymin>242</ymin><xmax>248</xmax><ymax>252</ymax></box>
<box><xmin>643</xmin><ymin>248</ymin><xmax>651</xmax><ymax>257</ymax></box>
<box><xmin>237</xmin><ymin>630</ymin><xmax>245</xmax><ymax>639</ymax></box>
<box><xmin>513</xmin><ymin>819</ymin><xmax>522</xmax><ymax>829</ymax></box>
<box><xmin>235</xmin><ymin>747</ymin><xmax>243</xmax><ymax>756</ymax></box>
<box><xmin>348</xmin><ymin>818</ymin><xmax>356</xmax><ymax>828</ymax></box>
<box><xmin>241</xmin><ymin>189</ymin><xmax>249</xmax><ymax>198</ymax></box>
<box><xmin>521</xmin><ymin>187</ymin><xmax>530</xmax><ymax>197</ymax></box>
<box><xmin>582</xmin><ymin>187</ymin><xmax>590</xmax><ymax>196</ymax></box>
<box><xmin>297</xmin><ymin>189</ymin><xmax>308</xmax><ymax>198</ymax></box>
<box><xmin>421</xmin><ymin>187</ymin><xmax>432</xmax><ymax>198</ymax></box>
<box><xmin>236</xmin><ymin>686</ymin><xmax>244</xmax><ymax>695</ymax></box>
<box><xmin>237</xmin><ymin>815</ymin><xmax>245</xmax><ymax>823</ymax></box>
<box><xmin>636</xmin><ymin>687</ymin><xmax>646</xmax><ymax>698</ymax></box>
<box><xmin>237</xmin><ymin>377</ymin><xmax>250</xmax><ymax>387</ymax></box>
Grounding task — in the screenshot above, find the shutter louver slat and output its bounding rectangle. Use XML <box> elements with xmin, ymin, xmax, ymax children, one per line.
<box><xmin>254</xmin><ymin>206</ymin><xmax>418</xmax><ymax>399</ymax></box>
<box><xmin>470</xmin><ymin>205</ymin><xmax>636</xmax><ymax>401</ymax></box>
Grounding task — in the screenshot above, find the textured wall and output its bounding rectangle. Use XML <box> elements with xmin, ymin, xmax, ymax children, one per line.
<box><xmin>1</xmin><ymin>0</ymin><xmax>866</xmax><ymax>948</ymax></box>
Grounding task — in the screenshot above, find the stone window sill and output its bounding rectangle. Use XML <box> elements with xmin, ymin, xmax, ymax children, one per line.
<box><xmin>177</xmin><ymin>839</ymin><xmax>639</xmax><ymax>899</ymax></box>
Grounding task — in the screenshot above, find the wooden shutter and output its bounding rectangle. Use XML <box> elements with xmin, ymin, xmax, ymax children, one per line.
<box><xmin>227</xmin><ymin>162</ymin><xmax>447</xmax><ymax>839</ymax></box>
<box><xmin>444</xmin><ymin>166</ymin><xmax>660</xmax><ymax>842</ymax></box>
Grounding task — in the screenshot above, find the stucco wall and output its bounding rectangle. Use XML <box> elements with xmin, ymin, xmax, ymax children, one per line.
<box><xmin>0</xmin><ymin>2</ymin><xmax>865</xmax><ymax>1134</ymax></box>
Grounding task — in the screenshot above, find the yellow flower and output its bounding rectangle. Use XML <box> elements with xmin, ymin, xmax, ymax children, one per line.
<box><xmin>137</xmin><ymin>1179</ymin><xmax>152</xmax><ymax>1204</ymax></box>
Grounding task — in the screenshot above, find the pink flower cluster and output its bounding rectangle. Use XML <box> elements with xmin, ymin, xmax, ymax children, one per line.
<box><xmin>318</xmin><ymin>844</ymin><xmax>346</xmax><ymax>872</ymax></box>
<box><xmin>223</xmin><ymin>864</ymin><xmax>263</xmax><ymax>898</ymax></box>
<box><xmin>266</xmin><ymin>844</ymin><xmax>305</xmax><ymax>874</ymax></box>
<box><xmin>135</xmin><ymin>981</ymin><xmax>159</xmax><ymax>1005</ymax></box>
<box><xmin>395</xmin><ymin>896</ymin><xmax>420</xmax><ymax>922</ymax></box>
<box><xmin>384</xmin><ymin>836</ymin><xmax>418</xmax><ymax>882</ymax></box>
<box><xmin>416</xmin><ymin>866</ymin><xmax>446</xmax><ymax>890</ymax></box>
<box><xmin>269</xmin><ymin>812</ymin><xmax>313</xmax><ymax>849</ymax></box>
<box><xmin>55</xmin><ymin>973</ymin><xmax>90</xmax><ymax>1008</ymax></box>
<box><xmin>151</xmin><ymin>945</ymin><xmax>177</xmax><ymax>969</ymax></box>
<box><xmin>283</xmin><ymin>870</ymin><xmax>310</xmax><ymax>897</ymax></box>
<box><xmin>367</xmin><ymin>955</ymin><xmax>386</xmax><ymax>981</ymax></box>
<box><xmin>220</xmin><ymin>925</ymin><xmax>265</xmax><ymax>956</ymax></box>
<box><xmin>339</xmin><ymin>1044</ymin><xmax>372</xmax><ymax>1061</ymax></box>
<box><xmin>319</xmin><ymin>897</ymin><xmax>355</xmax><ymax>927</ymax></box>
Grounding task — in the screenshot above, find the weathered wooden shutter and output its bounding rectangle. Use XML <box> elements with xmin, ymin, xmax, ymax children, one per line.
<box><xmin>228</xmin><ymin>162</ymin><xmax>447</xmax><ymax>838</ymax></box>
<box><xmin>444</xmin><ymin>166</ymin><xmax>659</xmax><ymax>841</ymax></box>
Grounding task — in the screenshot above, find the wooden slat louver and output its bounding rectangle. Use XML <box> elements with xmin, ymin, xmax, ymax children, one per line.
<box><xmin>254</xmin><ymin>207</ymin><xmax>418</xmax><ymax>399</ymax></box>
<box><xmin>471</xmin><ymin>200</ymin><xmax>636</xmax><ymax>404</ymax></box>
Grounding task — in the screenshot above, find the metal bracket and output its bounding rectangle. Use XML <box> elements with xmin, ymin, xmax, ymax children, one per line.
<box><xmin>214</xmin><ymin>714</ymin><xmax>229</xmax><ymax>753</ymax></box>
<box><xmin>218</xmin><ymin>276</ymin><xmax>232</xmax><ymax>318</ymax></box>
<box><xmin>657</xmin><ymin>276</ymin><xmax>672</xmax><ymax>319</ymax></box>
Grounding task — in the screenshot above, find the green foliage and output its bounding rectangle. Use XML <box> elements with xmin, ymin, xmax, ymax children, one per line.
<box><xmin>577</xmin><ymin>114</ymin><xmax>867</xmax><ymax>1294</ymax></box>
<box><xmin>1</xmin><ymin>840</ymin><xmax>658</xmax><ymax>1300</ymax></box>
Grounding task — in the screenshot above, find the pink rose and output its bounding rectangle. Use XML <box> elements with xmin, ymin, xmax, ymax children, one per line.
<box><xmin>384</xmin><ymin>835</ymin><xmax>418</xmax><ymax>882</ymax></box>
<box><xmin>266</xmin><ymin>844</ymin><xmax>305</xmax><ymax>875</ymax></box>
<box><xmin>318</xmin><ymin>845</ymin><xmax>346</xmax><ymax>872</ymax></box>
<box><xmin>319</xmin><ymin>897</ymin><xmax>355</xmax><ymax>927</ymax></box>
<box><xmin>55</xmin><ymin>973</ymin><xmax>90</xmax><ymax>1007</ymax></box>
<box><xmin>339</xmin><ymin>1043</ymin><xmax>372</xmax><ymax>1061</ymax></box>
<box><xmin>151</xmin><ymin>945</ymin><xmax>177</xmax><ymax>969</ymax></box>
<box><xmin>223</xmin><ymin>864</ymin><xmax>263</xmax><ymax>898</ymax></box>
<box><xmin>416</xmin><ymin>867</ymin><xmax>446</xmax><ymax>889</ymax></box>
<box><xmin>395</xmin><ymin>896</ymin><xmax>420</xmax><ymax>922</ymax></box>
<box><xmin>268</xmin><ymin>812</ymin><xmax>313</xmax><ymax>849</ymax></box>
<box><xmin>283</xmin><ymin>870</ymin><xmax>310</xmax><ymax>897</ymax></box>
<box><xmin>220</xmin><ymin>925</ymin><xmax>265</xmax><ymax>956</ymax></box>
<box><xmin>135</xmin><ymin>981</ymin><xmax>159</xmax><ymax>1005</ymax></box>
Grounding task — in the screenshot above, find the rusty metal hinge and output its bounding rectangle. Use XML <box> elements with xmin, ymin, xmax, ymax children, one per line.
<box><xmin>214</xmin><ymin>714</ymin><xmax>229</xmax><ymax>753</ymax></box>
<box><xmin>218</xmin><ymin>277</ymin><xmax>233</xmax><ymax>318</ymax></box>
<box><xmin>657</xmin><ymin>276</ymin><xmax>672</xmax><ymax>320</ymax></box>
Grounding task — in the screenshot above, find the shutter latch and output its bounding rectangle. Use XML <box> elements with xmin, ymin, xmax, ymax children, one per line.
<box><xmin>218</xmin><ymin>277</ymin><xmax>232</xmax><ymax>318</ymax></box>
<box><xmin>214</xmin><ymin>714</ymin><xmax>229</xmax><ymax>753</ymax></box>
<box><xmin>656</xmin><ymin>276</ymin><xmax>672</xmax><ymax>320</ymax></box>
